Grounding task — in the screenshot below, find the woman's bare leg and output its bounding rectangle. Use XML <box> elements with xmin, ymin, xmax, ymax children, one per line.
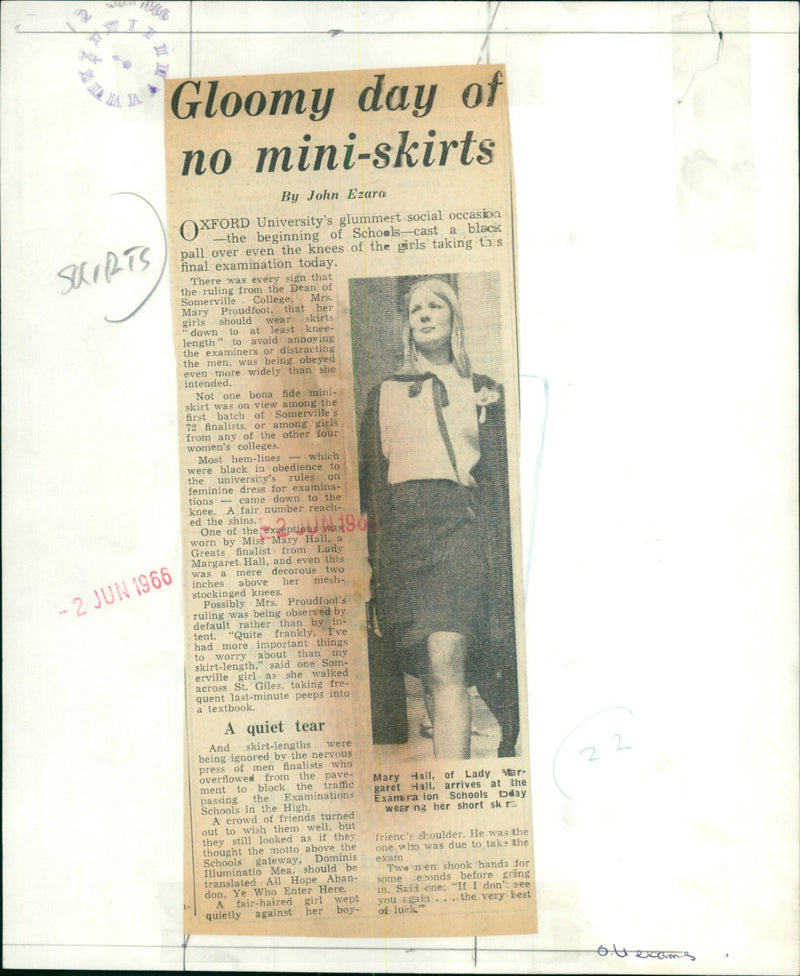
<box><xmin>423</xmin><ymin>684</ymin><xmax>435</xmax><ymax>728</ymax></box>
<box><xmin>427</xmin><ymin>631</ymin><xmax>471</xmax><ymax>759</ymax></box>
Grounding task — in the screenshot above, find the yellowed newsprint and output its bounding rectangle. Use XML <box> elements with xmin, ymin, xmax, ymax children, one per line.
<box><xmin>165</xmin><ymin>64</ymin><xmax>535</xmax><ymax>938</ymax></box>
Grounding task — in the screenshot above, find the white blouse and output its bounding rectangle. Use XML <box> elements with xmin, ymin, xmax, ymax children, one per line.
<box><xmin>379</xmin><ymin>359</ymin><xmax>480</xmax><ymax>488</ymax></box>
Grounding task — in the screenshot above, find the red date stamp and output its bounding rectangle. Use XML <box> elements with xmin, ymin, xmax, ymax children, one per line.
<box><xmin>259</xmin><ymin>512</ymin><xmax>375</xmax><ymax>544</ymax></box>
<box><xmin>58</xmin><ymin>567</ymin><xmax>173</xmax><ymax>619</ymax></box>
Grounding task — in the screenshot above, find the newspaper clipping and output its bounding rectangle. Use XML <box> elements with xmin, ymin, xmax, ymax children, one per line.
<box><xmin>165</xmin><ymin>64</ymin><xmax>535</xmax><ymax>938</ymax></box>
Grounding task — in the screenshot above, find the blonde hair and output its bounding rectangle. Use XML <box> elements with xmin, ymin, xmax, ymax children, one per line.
<box><xmin>400</xmin><ymin>277</ymin><xmax>471</xmax><ymax>377</ymax></box>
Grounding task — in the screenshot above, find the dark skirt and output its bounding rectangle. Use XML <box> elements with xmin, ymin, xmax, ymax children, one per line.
<box><xmin>379</xmin><ymin>479</ymin><xmax>487</xmax><ymax>679</ymax></box>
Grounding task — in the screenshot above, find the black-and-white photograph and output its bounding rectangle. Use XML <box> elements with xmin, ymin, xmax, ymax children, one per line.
<box><xmin>351</xmin><ymin>272</ymin><xmax>521</xmax><ymax>760</ymax></box>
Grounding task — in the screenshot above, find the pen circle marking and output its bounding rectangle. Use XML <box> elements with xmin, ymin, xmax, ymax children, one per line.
<box><xmin>104</xmin><ymin>191</ymin><xmax>168</xmax><ymax>323</ymax></box>
<box><xmin>552</xmin><ymin>705</ymin><xmax>636</xmax><ymax>802</ymax></box>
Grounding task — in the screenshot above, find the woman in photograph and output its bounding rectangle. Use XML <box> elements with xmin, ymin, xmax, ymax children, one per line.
<box><xmin>360</xmin><ymin>277</ymin><xmax>519</xmax><ymax>759</ymax></box>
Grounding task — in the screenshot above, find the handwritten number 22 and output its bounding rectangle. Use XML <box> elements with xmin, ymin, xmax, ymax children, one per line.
<box><xmin>580</xmin><ymin>733</ymin><xmax>631</xmax><ymax>762</ymax></box>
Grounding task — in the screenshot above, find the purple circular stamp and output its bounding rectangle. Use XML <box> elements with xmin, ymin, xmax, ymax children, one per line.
<box><xmin>67</xmin><ymin>2</ymin><xmax>171</xmax><ymax>109</ymax></box>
